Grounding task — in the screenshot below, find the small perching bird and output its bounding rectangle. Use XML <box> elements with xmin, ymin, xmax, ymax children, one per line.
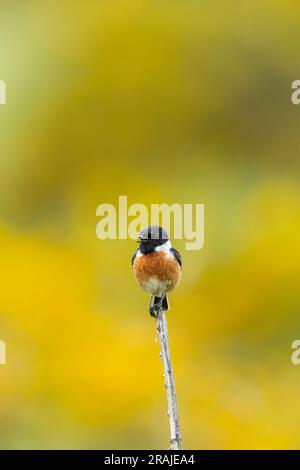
<box><xmin>132</xmin><ymin>225</ymin><xmax>183</xmax><ymax>449</ymax></box>
<box><xmin>132</xmin><ymin>226</ymin><xmax>182</xmax><ymax>317</ymax></box>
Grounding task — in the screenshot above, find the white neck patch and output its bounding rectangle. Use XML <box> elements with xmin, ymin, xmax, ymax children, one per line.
<box><xmin>155</xmin><ymin>240</ymin><xmax>172</xmax><ymax>252</ymax></box>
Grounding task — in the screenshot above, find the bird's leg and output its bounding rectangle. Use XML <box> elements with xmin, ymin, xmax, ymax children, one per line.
<box><xmin>148</xmin><ymin>296</ymin><xmax>157</xmax><ymax>318</ymax></box>
<box><xmin>157</xmin><ymin>294</ymin><xmax>164</xmax><ymax>311</ymax></box>
<box><xmin>149</xmin><ymin>295</ymin><xmax>165</xmax><ymax>318</ymax></box>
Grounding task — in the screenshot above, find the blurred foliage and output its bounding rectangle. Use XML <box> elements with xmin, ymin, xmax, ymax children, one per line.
<box><xmin>0</xmin><ymin>0</ymin><xmax>300</xmax><ymax>449</ymax></box>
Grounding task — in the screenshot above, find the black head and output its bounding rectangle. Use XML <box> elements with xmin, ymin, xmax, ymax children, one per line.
<box><xmin>138</xmin><ymin>225</ymin><xmax>169</xmax><ymax>254</ymax></box>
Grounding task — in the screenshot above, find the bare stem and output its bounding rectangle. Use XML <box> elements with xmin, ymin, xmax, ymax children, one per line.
<box><xmin>156</xmin><ymin>308</ymin><xmax>182</xmax><ymax>450</ymax></box>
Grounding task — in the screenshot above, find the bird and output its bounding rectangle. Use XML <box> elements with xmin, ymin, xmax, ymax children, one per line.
<box><xmin>132</xmin><ymin>225</ymin><xmax>182</xmax><ymax>317</ymax></box>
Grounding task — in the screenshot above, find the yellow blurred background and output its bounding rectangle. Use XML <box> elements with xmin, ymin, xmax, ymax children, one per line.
<box><xmin>0</xmin><ymin>0</ymin><xmax>300</xmax><ymax>449</ymax></box>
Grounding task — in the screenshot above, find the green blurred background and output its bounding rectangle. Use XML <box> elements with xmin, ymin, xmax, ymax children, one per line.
<box><xmin>0</xmin><ymin>0</ymin><xmax>300</xmax><ymax>449</ymax></box>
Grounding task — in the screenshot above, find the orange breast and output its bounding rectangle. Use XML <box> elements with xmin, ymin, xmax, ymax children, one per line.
<box><xmin>133</xmin><ymin>251</ymin><xmax>181</xmax><ymax>293</ymax></box>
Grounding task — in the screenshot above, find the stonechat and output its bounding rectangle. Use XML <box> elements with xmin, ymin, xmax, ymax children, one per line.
<box><xmin>132</xmin><ymin>226</ymin><xmax>182</xmax><ymax>317</ymax></box>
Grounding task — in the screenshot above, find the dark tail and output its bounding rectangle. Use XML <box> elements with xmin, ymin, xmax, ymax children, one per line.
<box><xmin>154</xmin><ymin>294</ymin><xmax>169</xmax><ymax>312</ymax></box>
